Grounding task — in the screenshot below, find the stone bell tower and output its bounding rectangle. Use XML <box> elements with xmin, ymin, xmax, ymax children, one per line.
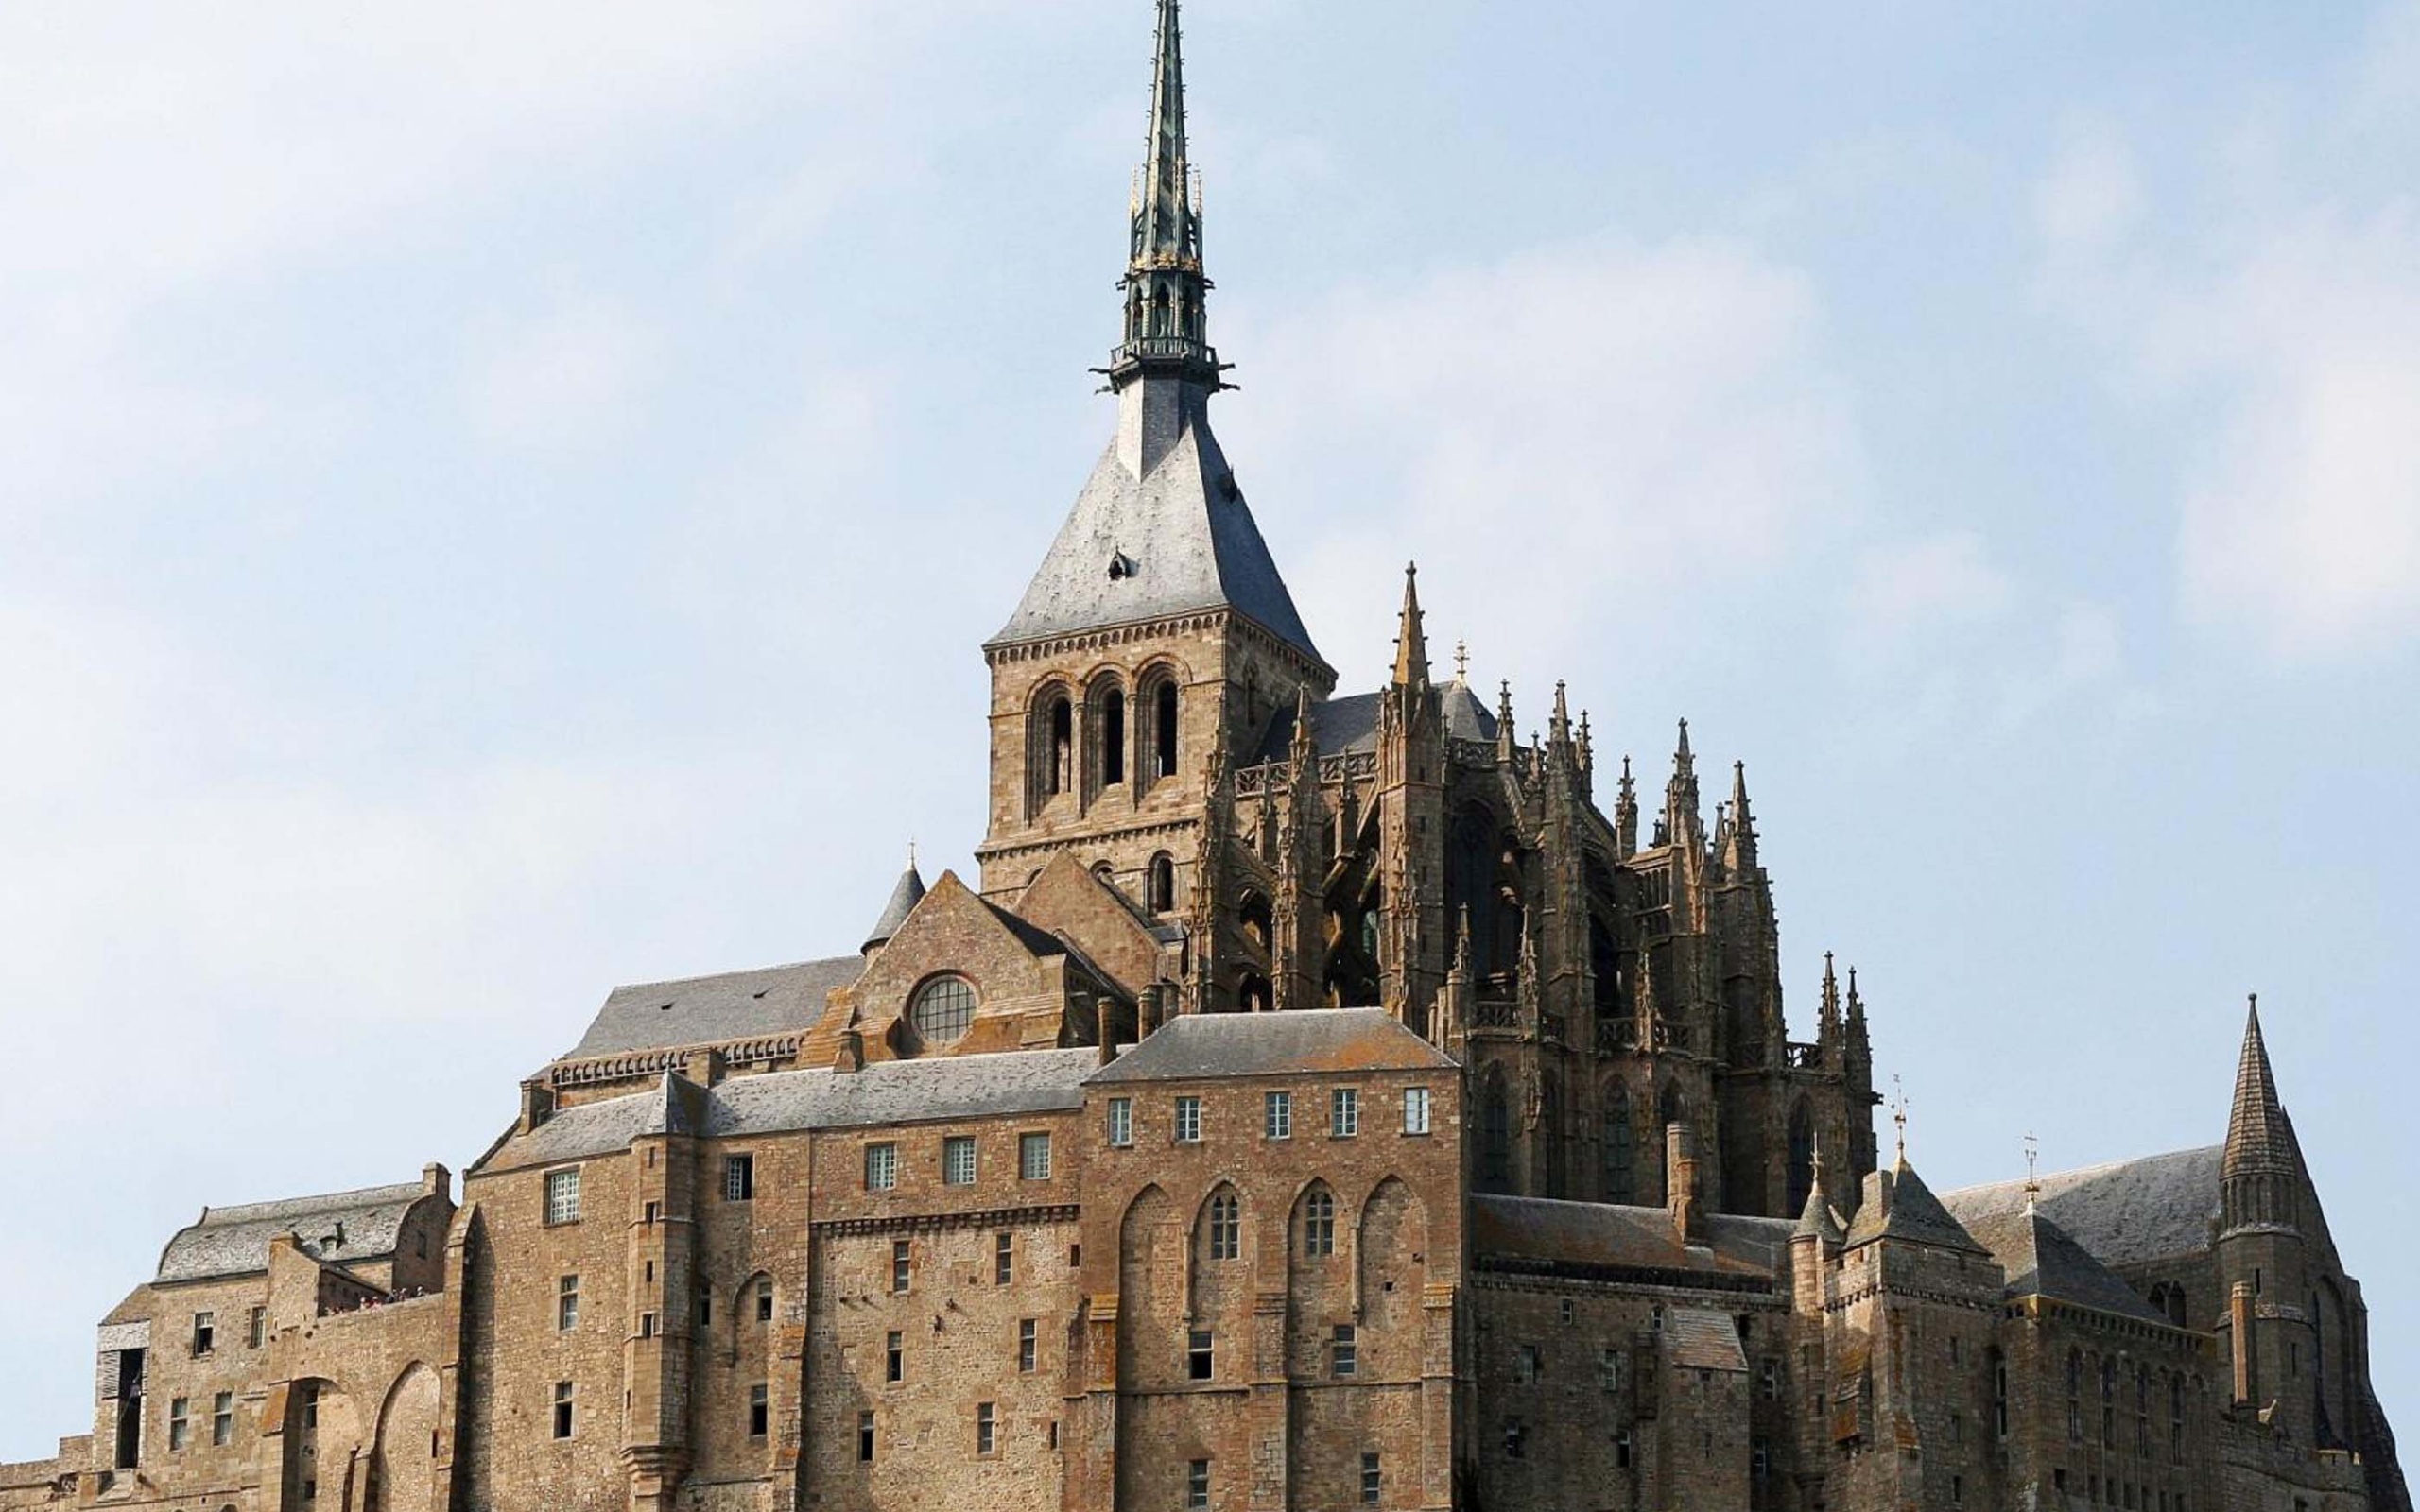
<box><xmin>976</xmin><ymin>0</ymin><xmax>1333</xmax><ymax>919</ymax></box>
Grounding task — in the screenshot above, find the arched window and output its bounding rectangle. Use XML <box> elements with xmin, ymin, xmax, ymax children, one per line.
<box><xmin>1100</xmin><ymin>687</ymin><xmax>1127</xmax><ymax>787</ymax></box>
<box><xmin>1539</xmin><ymin>1075</ymin><xmax>1565</xmax><ymax>1198</ymax></box>
<box><xmin>1479</xmin><ymin>1074</ymin><xmax>1511</xmax><ymax>1194</ymax></box>
<box><xmin>1787</xmin><ymin>1103</ymin><xmax>1816</xmax><ymax>1217</ymax></box>
<box><xmin>2169</xmin><ymin>1375</ymin><xmax>2186</xmax><ymax>1460</ymax></box>
<box><xmin>2066</xmin><ymin>1349</ymin><xmax>2084</xmax><ymax>1443</ymax></box>
<box><xmin>1237</xmin><ymin>974</ymin><xmax>1270</xmax><ymax>1013</ymax></box>
<box><xmin>1239</xmin><ymin>895</ymin><xmax>1272</xmax><ymax>953</ymax></box>
<box><xmin>1600</xmin><ymin>1086</ymin><xmax>1634</xmax><ymax>1204</ymax></box>
<box><xmin>1148</xmin><ymin>853</ymin><xmax>1176</xmax><ymax>915</ymax></box>
<box><xmin>908</xmin><ymin>976</ymin><xmax>977</xmax><ymax>1050</ymax></box>
<box><xmin>1206</xmin><ymin>1191</ymin><xmax>1240</xmax><ymax>1262</ymax></box>
<box><xmin>1154</xmin><ymin>679</ymin><xmax>1180</xmax><ymax>779</ymax></box>
<box><xmin>1590</xmin><ymin>915</ymin><xmax>1621</xmax><ymax>1017</ymax></box>
<box><xmin>1299</xmin><ymin>1189</ymin><xmax>1336</xmax><ymax>1258</ymax></box>
<box><xmin>1447</xmin><ymin>812</ymin><xmax>1498</xmax><ymax>973</ymax></box>
<box><xmin>1044</xmin><ymin>694</ymin><xmax>1073</xmax><ymax>798</ymax></box>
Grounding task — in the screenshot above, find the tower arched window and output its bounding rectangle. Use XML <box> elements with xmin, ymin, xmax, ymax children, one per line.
<box><xmin>908</xmin><ymin>976</ymin><xmax>977</xmax><ymax>1053</ymax></box>
<box><xmin>1040</xmin><ymin>693</ymin><xmax>1073</xmax><ymax>799</ymax></box>
<box><xmin>1154</xmin><ymin>679</ymin><xmax>1180</xmax><ymax>779</ymax></box>
<box><xmin>1479</xmin><ymin>1074</ymin><xmax>1511</xmax><ymax>1194</ymax></box>
<box><xmin>1100</xmin><ymin>687</ymin><xmax>1127</xmax><ymax>787</ymax></box>
<box><xmin>1601</xmin><ymin>1086</ymin><xmax>1634</xmax><ymax>1204</ymax></box>
<box><xmin>1148</xmin><ymin>853</ymin><xmax>1176</xmax><ymax>915</ymax></box>
<box><xmin>1787</xmin><ymin>1103</ymin><xmax>1816</xmax><ymax>1217</ymax></box>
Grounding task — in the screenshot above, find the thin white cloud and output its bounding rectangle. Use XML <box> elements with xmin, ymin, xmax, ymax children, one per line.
<box><xmin>1843</xmin><ymin>532</ymin><xmax>2016</xmax><ymax>665</ymax></box>
<box><xmin>465</xmin><ymin>292</ymin><xmax>662</xmax><ymax>451</ymax></box>
<box><xmin>2034</xmin><ymin>117</ymin><xmax>2142</xmax><ymax>254</ymax></box>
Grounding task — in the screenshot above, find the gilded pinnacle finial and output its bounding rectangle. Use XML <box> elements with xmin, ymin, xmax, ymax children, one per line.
<box><xmin>1891</xmin><ymin>1075</ymin><xmax>1910</xmax><ymax>1163</ymax></box>
<box><xmin>2023</xmin><ymin>1131</ymin><xmax>2041</xmax><ymax>1212</ymax></box>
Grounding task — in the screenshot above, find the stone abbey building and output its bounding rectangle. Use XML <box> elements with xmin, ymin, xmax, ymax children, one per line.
<box><xmin>4</xmin><ymin>5</ymin><xmax>2408</xmax><ymax>1512</ymax></box>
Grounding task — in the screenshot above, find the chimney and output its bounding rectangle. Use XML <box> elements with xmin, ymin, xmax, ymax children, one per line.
<box><xmin>2230</xmin><ymin>1281</ymin><xmax>2256</xmax><ymax>1406</ymax></box>
<box><xmin>422</xmin><ymin>1163</ymin><xmax>452</xmax><ymax>1200</ymax></box>
<box><xmin>518</xmin><ymin>1080</ymin><xmax>556</xmax><ymax>1134</ymax></box>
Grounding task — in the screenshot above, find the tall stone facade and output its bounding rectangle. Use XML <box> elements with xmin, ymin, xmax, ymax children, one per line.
<box><xmin>3</xmin><ymin>5</ymin><xmax>2405</xmax><ymax>1512</ymax></box>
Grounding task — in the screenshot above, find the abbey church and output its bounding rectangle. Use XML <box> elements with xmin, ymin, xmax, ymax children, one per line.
<box><xmin>2</xmin><ymin>5</ymin><xmax>2405</xmax><ymax>1511</ymax></box>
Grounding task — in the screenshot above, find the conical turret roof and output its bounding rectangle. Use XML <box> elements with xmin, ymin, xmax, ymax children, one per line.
<box><xmin>2223</xmin><ymin>997</ymin><xmax>2293</xmax><ymax>1178</ymax></box>
<box><xmin>862</xmin><ymin>859</ymin><xmax>927</xmax><ymax>954</ymax></box>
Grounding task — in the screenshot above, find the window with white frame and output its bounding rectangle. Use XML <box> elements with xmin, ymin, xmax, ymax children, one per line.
<box><xmin>1403</xmin><ymin>1086</ymin><xmax>1432</xmax><ymax>1135</ymax></box>
<box><xmin>1107</xmin><ymin>1097</ymin><xmax>1133</xmax><ymax>1147</ymax></box>
<box><xmin>943</xmin><ymin>1136</ymin><xmax>977</xmax><ymax>1186</ymax></box>
<box><xmin>1174</xmin><ymin>1095</ymin><xmax>1202</xmax><ymax>1143</ymax></box>
<box><xmin>544</xmin><ymin>1167</ymin><xmax>581</xmax><ymax>1225</ymax></box>
<box><xmin>865</xmin><ymin>1142</ymin><xmax>897</xmax><ymax>1191</ymax></box>
<box><xmin>1265</xmin><ymin>1091</ymin><xmax>1292</xmax><ymax>1140</ymax></box>
<box><xmin>1331</xmin><ymin>1088</ymin><xmax>1359</xmax><ymax>1138</ymax></box>
<box><xmin>1019</xmin><ymin>1132</ymin><xmax>1052</xmax><ymax>1181</ymax></box>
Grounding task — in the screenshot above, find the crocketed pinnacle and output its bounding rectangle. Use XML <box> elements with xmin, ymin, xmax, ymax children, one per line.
<box><xmin>2222</xmin><ymin>996</ymin><xmax>2292</xmax><ymax>1178</ymax></box>
<box><xmin>1110</xmin><ymin>0</ymin><xmax>1220</xmax><ymax>388</ymax></box>
<box><xmin>1392</xmin><ymin>562</ymin><xmax>1430</xmax><ymax>688</ymax></box>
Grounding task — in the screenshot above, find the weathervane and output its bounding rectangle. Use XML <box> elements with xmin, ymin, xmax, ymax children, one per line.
<box><xmin>1891</xmin><ymin>1075</ymin><xmax>1910</xmax><ymax>1160</ymax></box>
<box><xmin>1454</xmin><ymin>641</ymin><xmax>1469</xmax><ymax>681</ymax></box>
<box><xmin>2023</xmin><ymin>1131</ymin><xmax>2041</xmax><ymax>1213</ymax></box>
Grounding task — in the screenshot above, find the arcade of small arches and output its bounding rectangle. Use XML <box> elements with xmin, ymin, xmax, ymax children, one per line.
<box><xmin>1028</xmin><ymin>665</ymin><xmax>1184</xmax><ymax>817</ymax></box>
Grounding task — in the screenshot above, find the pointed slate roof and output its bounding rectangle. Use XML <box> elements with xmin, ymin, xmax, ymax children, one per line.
<box><xmin>1795</xmin><ymin>1180</ymin><xmax>1844</xmax><ymax>1245</ymax></box>
<box><xmin>1941</xmin><ymin>1146</ymin><xmax>2221</xmax><ymax>1270</ymax></box>
<box><xmin>2223</xmin><ymin>998</ymin><xmax>2293</xmax><ymax>1177</ymax></box>
<box><xmin>1844</xmin><ymin>1160</ymin><xmax>1989</xmax><ymax>1255</ymax></box>
<box><xmin>862</xmin><ymin>860</ymin><xmax>927</xmax><ymax>953</ymax></box>
<box><xmin>989</xmin><ymin>411</ymin><xmax>1321</xmax><ymax>661</ymax></box>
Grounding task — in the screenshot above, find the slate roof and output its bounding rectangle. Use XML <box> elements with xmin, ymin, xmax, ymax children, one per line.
<box><xmin>562</xmin><ymin>956</ymin><xmax>862</xmax><ymax>1060</ymax></box>
<box><xmin>1253</xmin><ymin>682</ymin><xmax>1497</xmax><ymax>763</ymax></box>
<box><xmin>1940</xmin><ymin>1146</ymin><xmax>2221</xmax><ymax>1270</ymax></box>
<box><xmin>1085</xmin><ymin>1008</ymin><xmax>1457</xmax><ymax>1083</ymax></box>
<box><xmin>1844</xmin><ymin>1162</ymin><xmax>1988</xmax><ymax>1255</ymax></box>
<box><xmin>1668</xmin><ymin>1308</ymin><xmax>1753</xmax><ymax>1372</ymax></box>
<box><xmin>862</xmin><ymin>865</ymin><xmax>926</xmax><ymax>953</ymax></box>
<box><xmin>1959</xmin><ymin>1207</ymin><xmax>2170</xmax><ymax>1326</ymax></box>
<box><xmin>479</xmin><ymin>1050</ymin><xmax>1101</xmax><ymax>1172</ymax></box>
<box><xmin>2224</xmin><ymin>1003</ymin><xmax>2294</xmax><ymax>1177</ymax></box>
<box><xmin>1470</xmin><ymin>1194</ymin><xmax>1793</xmax><ymax>1280</ymax></box>
<box><xmin>156</xmin><ymin>1181</ymin><xmax>431</xmax><ymax>1285</ymax></box>
<box><xmin>990</xmin><ymin>407</ymin><xmax>1321</xmax><ymax>662</ymax></box>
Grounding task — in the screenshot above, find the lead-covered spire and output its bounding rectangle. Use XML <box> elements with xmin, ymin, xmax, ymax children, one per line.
<box><xmin>1111</xmin><ymin>0</ymin><xmax>1222</xmax><ymax>389</ymax></box>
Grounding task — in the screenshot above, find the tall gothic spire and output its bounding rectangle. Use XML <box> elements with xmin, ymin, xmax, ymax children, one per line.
<box><xmin>2223</xmin><ymin>996</ymin><xmax>2293</xmax><ymax>1180</ymax></box>
<box><xmin>1111</xmin><ymin>0</ymin><xmax>1221</xmax><ymax>390</ymax></box>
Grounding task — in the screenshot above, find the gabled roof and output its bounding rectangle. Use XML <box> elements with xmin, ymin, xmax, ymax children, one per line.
<box><xmin>1668</xmin><ymin>1308</ymin><xmax>1753</xmax><ymax>1372</ymax></box>
<box><xmin>990</xmin><ymin>412</ymin><xmax>1321</xmax><ymax>662</ymax></box>
<box><xmin>1086</xmin><ymin>1007</ymin><xmax>1456</xmax><ymax>1083</ymax></box>
<box><xmin>1470</xmin><ymin>1194</ymin><xmax>1792</xmax><ymax>1281</ymax></box>
<box><xmin>1959</xmin><ymin>1207</ymin><xmax>2170</xmax><ymax>1326</ymax></box>
<box><xmin>561</xmin><ymin>956</ymin><xmax>861</xmax><ymax>1061</ymax></box>
<box><xmin>1941</xmin><ymin>1146</ymin><xmax>2221</xmax><ymax>1270</ymax></box>
<box><xmin>1844</xmin><ymin>1161</ymin><xmax>1989</xmax><ymax>1255</ymax></box>
<box><xmin>156</xmin><ymin>1180</ymin><xmax>433</xmax><ymax>1284</ymax></box>
<box><xmin>477</xmin><ymin>1050</ymin><xmax>1102</xmax><ymax>1171</ymax></box>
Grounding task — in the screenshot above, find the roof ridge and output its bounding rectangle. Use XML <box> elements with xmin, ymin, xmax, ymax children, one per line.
<box><xmin>198</xmin><ymin>1180</ymin><xmax>427</xmax><ymax>1225</ymax></box>
<box><xmin>609</xmin><ymin>955</ymin><xmax>856</xmax><ymax>996</ymax></box>
<box><xmin>1938</xmin><ymin>1143</ymin><xmax>2223</xmax><ymax>1198</ymax></box>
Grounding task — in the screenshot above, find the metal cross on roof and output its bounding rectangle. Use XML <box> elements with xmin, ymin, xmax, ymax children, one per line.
<box><xmin>1454</xmin><ymin>641</ymin><xmax>1469</xmax><ymax>681</ymax></box>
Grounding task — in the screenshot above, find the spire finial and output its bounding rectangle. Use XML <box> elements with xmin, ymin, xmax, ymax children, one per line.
<box><xmin>1891</xmin><ymin>1075</ymin><xmax>1910</xmax><ymax>1164</ymax></box>
<box><xmin>2223</xmin><ymin>990</ymin><xmax>2292</xmax><ymax>1180</ymax></box>
<box><xmin>1453</xmin><ymin>640</ymin><xmax>1469</xmax><ymax>682</ymax></box>
<box><xmin>2023</xmin><ymin>1131</ymin><xmax>2041</xmax><ymax>1213</ymax></box>
<box><xmin>1110</xmin><ymin>0</ymin><xmax>1220</xmax><ymax>388</ymax></box>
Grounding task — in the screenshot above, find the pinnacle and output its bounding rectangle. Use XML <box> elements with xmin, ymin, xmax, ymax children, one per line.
<box><xmin>1392</xmin><ymin>561</ymin><xmax>1430</xmax><ymax>688</ymax></box>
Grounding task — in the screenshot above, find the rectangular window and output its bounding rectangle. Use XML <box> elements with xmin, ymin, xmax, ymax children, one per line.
<box><xmin>544</xmin><ymin>1167</ymin><xmax>581</xmax><ymax>1225</ymax></box>
<box><xmin>302</xmin><ymin>1382</ymin><xmax>319</xmax><ymax>1430</ymax></box>
<box><xmin>1332</xmin><ymin>1324</ymin><xmax>1357</xmax><ymax>1379</ymax></box>
<box><xmin>645</xmin><ymin>1200</ymin><xmax>661</xmax><ymax>1225</ymax></box>
<box><xmin>1503</xmin><ymin>1420</ymin><xmax>1527</xmax><ymax>1459</ymax></box>
<box><xmin>1020</xmin><ymin>1132</ymin><xmax>1052</xmax><ymax>1181</ymax></box>
<box><xmin>1174</xmin><ymin>1095</ymin><xmax>1202</xmax><ymax>1143</ymax></box>
<box><xmin>749</xmin><ymin>1384</ymin><xmax>769</xmax><ymax>1439</ymax></box>
<box><xmin>1403</xmin><ymin>1085</ymin><xmax>1431</xmax><ymax>1135</ymax></box>
<box><xmin>192</xmin><ymin>1312</ymin><xmax>215</xmax><ymax>1355</ymax></box>
<box><xmin>1516</xmin><ymin>1344</ymin><xmax>1543</xmax><ymax>1384</ymax></box>
<box><xmin>1361</xmin><ymin>1451</ymin><xmax>1382</xmax><ymax>1505</ymax></box>
<box><xmin>640</xmin><ymin>1313</ymin><xmax>657</xmax><ymax>1339</ymax></box>
<box><xmin>886</xmin><ymin>1330</ymin><xmax>904</xmax><ymax>1383</ymax></box>
<box><xmin>697</xmin><ymin>1284</ymin><xmax>712</xmax><ymax>1329</ymax></box>
<box><xmin>757</xmin><ymin>1280</ymin><xmax>775</xmax><ymax>1323</ymax></box>
<box><xmin>1331</xmin><ymin>1088</ymin><xmax>1359</xmax><ymax>1138</ymax></box>
<box><xmin>1616</xmin><ymin>1429</ymin><xmax>1633</xmax><ymax>1469</ymax></box>
<box><xmin>211</xmin><ymin>1392</ymin><xmax>233</xmax><ymax>1447</ymax></box>
<box><xmin>1019</xmin><ymin>1318</ymin><xmax>1039</xmax><ymax>1373</ymax></box>
<box><xmin>1186</xmin><ymin>1458</ymin><xmax>1210</xmax><ymax>1511</ymax></box>
<box><xmin>995</xmin><ymin>1231</ymin><xmax>1016</xmax><ymax>1283</ymax></box>
<box><xmin>558</xmin><ymin>1275</ymin><xmax>579</xmax><ymax>1332</ymax></box>
<box><xmin>890</xmin><ymin>1240</ymin><xmax>911</xmax><ymax>1294</ymax></box>
<box><xmin>168</xmin><ymin>1398</ymin><xmax>189</xmax><ymax>1452</ymax></box>
<box><xmin>1107</xmin><ymin>1097</ymin><xmax>1133</xmax><ymax>1147</ymax></box>
<box><xmin>1600</xmin><ymin>1347</ymin><xmax>1626</xmax><ymax>1393</ymax></box>
<box><xmin>977</xmin><ymin>1401</ymin><xmax>997</xmax><ymax>1455</ymax></box>
<box><xmin>1188</xmin><ymin>1329</ymin><xmax>1215</xmax><ymax>1381</ymax></box>
<box><xmin>1265</xmin><ymin>1091</ymin><xmax>1292</xmax><ymax>1140</ymax></box>
<box><xmin>1761</xmin><ymin>1358</ymin><xmax>1780</xmax><ymax>1400</ymax></box>
<box><xmin>724</xmin><ymin>1154</ymin><xmax>755</xmax><ymax>1201</ymax></box>
<box><xmin>858</xmin><ymin>1411</ymin><xmax>876</xmax><ymax>1462</ymax></box>
<box><xmin>248</xmin><ymin>1306</ymin><xmax>268</xmax><ymax>1349</ymax></box>
<box><xmin>943</xmin><ymin>1135</ymin><xmax>977</xmax><ymax>1185</ymax></box>
<box><xmin>552</xmin><ymin>1382</ymin><xmax>574</xmax><ymax>1439</ymax></box>
<box><xmin>865</xmin><ymin>1142</ymin><xmax>897</xmax><ymax>1192</ymax></box>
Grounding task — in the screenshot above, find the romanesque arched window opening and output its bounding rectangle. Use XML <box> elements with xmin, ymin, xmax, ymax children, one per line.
<box><xmin>1101</xmin><ymin>688</ymin><xmax>1127</xmax><ymax>787</ymax></box>
<box><xmin>1154</xmin><ymin>679</ymin><xmax>1180</xmax><ymax>779</ymax></box>
<box><xmin>1148</xmin><ymin>853</ymin><xmax>1176</xmax><ymax>915</ymax></box>
<box><xmin>1046</xmin><ymin>695</ymin><xmax>1073</xmax><ymax>799</ymax></box>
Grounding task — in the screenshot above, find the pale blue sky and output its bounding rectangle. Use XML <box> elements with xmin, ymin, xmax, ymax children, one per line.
<box><xmin>4</xmin><ymin>0</ymin><xmax>2416</xmax><ymax>1454</ymax></box>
